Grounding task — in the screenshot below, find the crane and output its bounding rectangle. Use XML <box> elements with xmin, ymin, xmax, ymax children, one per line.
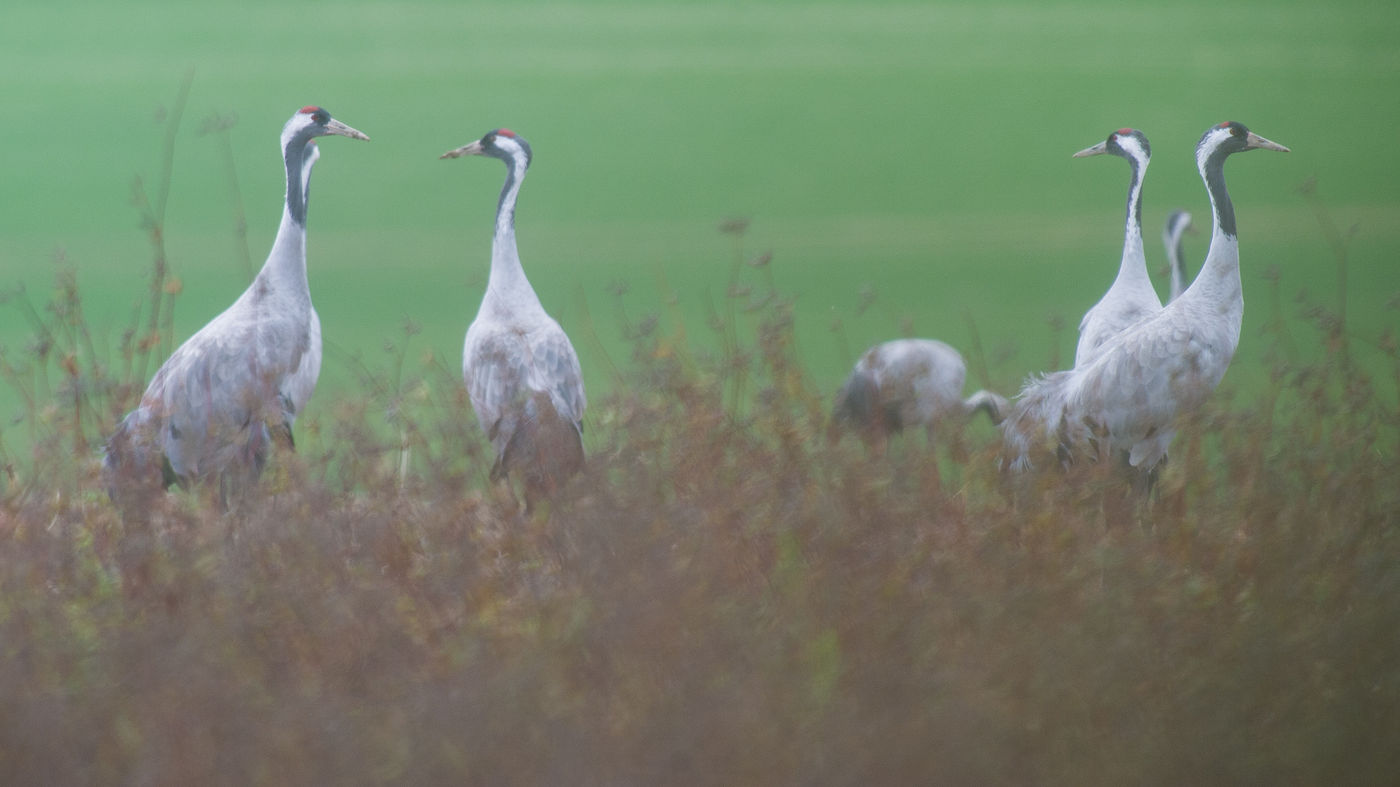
<box><xmin>1162</xmin><ymin>210</ymin><xmax>1194</xmax><ymax>302</ymax></box>
<box><xmin>831</xmin><ymin>339</ymin><xmax>1009</xmax><ymax>447</ymax></box>
<box><xmin>1002</xmin><ymin>122</ymin><xmax>1289</xmax><ymax>482</ymax></box>
<box><xmin>442</xmin><ymin>129</ymin><xmax>586</xmax><ymax>508</ymax></box>
<box><xmin>1072</xmin><ymin>129</ymin><xmax>1161</xmax><ymax>368</ymax></box>
<box><xmin>103</xmin><ymin>106</ymin><xmax>367</xmax><ymax>503</ymax></box>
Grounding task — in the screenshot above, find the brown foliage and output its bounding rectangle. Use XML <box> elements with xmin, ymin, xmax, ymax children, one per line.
<box><xmin>1</xmin><ymin>157</ymin><xmax>1397</xmax><ymax>782</ymax></box>
<box><xmin>1</xmin><ymin>275</ymin><xmax>1398</xmax><ymax>785</ymax></box>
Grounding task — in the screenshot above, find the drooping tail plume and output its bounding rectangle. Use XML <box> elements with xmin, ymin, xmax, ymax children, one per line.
<box><xmin>1000</xmin><ymin>370</ymin><xmax>1076</xmax><ymax>472</ymax></box>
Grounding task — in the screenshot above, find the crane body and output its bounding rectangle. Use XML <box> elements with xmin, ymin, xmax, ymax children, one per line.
<box><xmin>444</xmin><ymin>129</ymin><xmax>586</xmax><ymax>506</ymax></box>
<box><xmin>1004</xmin><ymin>122</ymin><xmax>1289</xmax><ymax>478</ymax></box>
<box><xmin>104</xmin><ymin>107</ymin><xmax>366</xmax><ymax>501</ymax></box>
<box><xmin>832</xmin><ymin>338</ymin><xmax>1008</xmax><ymax>444</ymax></box>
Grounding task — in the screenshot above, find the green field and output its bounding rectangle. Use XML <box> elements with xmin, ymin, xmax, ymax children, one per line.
<box><xmin>3</xmin><ymin>0</ymin><xmax>1398</xmax><ymax>452</ymax></box>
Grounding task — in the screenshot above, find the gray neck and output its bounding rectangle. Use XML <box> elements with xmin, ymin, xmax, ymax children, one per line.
<box><xmin>965</xmin><ymin>390</ymin><xmax>1008</xmax><ymax>425</ymax></box>
<box><xmin>1185</xmin><ymin>144</ymin><xmax>1243</xmax><ymax>307</ymax></box>
<box><xmin>1167</xmin><ymin>227</ymin><xmax>1187</xmax><ymax>301</ymax></box>
<box><xmin>485</xmin><ymin>154</ymin><xmax>544</xmax><ymax>315</ymax></box>
<box><xmin>254</xmin><ymin>135</ymin><xmax>314</xmax><ymax>298</ymax></box>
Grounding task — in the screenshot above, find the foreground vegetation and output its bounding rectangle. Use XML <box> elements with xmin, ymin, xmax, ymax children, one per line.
<box><xmin>1</xmin><ymin>222</ymin><xmax>1398</xmax><ymax>785</ymax></box>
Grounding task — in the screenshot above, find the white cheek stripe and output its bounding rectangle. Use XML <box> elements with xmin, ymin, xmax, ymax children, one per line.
<box><xmin>1117</xmin><ymin>135</ymin><xmax>1148</xmax><ymax>164</ymax></box>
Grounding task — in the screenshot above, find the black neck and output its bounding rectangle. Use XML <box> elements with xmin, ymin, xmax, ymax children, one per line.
<box><xmin>1203</xmin><ymin>147</ymin><xmax>1236</xmax><ymax>238</ymax></box>
<box><xmin>283</xmin><ymin>134</ymin><xmax>312</xmax><ymax>226</ymax></box>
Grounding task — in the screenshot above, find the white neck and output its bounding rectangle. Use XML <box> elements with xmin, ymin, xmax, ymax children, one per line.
<box><xmin>1179</xmin><ymin>143</ymin><xmax>1241</xmax><ymax>310</ymax></box>
<box><xmin>252</xmin><ymin>139</ymin><xmax>312</xmax><ymax>302</ymax></box>
<box><xmin>1113</xmin><ymin>155</ymin><xmax>1155</xmax><ymax>296</ymax></box>
<box><xmin>483</xmin><ymin>156</ymin><xmax>545</xmax><ymax>318</ymax></box>
<box><xmin>1166</xmin><ymin>231</ymin><xmax>1187</xmax><ymax>302</ymax></box>
<box><xmin>1114</xmin><ymin>216</ymin><xmax>1152</xmax><ymax>292</ymax></box>
<box><xmin>1184</xmin><ymin>228</ymin><xmax>1241</xmax><ymax>309</ymax></box>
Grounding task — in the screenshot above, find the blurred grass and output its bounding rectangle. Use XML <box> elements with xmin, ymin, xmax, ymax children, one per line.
<box><xmin>1</xmin><ymin>256</ymin><xmax>1397</xmax><ymax>783</ymax></box>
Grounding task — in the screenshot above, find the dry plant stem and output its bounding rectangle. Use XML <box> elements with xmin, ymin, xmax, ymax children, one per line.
<box><xmin>2</xmin><ymin>144</ymin><xmax>1397</xmax><ymax>786</ymax></box>
<box><xmin>573</xmin><ymin>285</ymin><xmax>624</xmax><ymax>389</ymax></box>
<box><xmin>963</xmin><ymin>310</ymin><xmax>994</xmax><ymax>391</ymax></box>
<box><xmin>200</xmin><ymin>111</ymin><xmax>254</xmax><ymax>283</ymax></box>
<box><xmin>1299</xmin><ymin>177</ymin><xmax>1357</xmax><ymax>364</ymax></box>
<box><xmin>133</xmin><ymin>73</ymin><xmax>193</xmax><ymax>385</ymax></box>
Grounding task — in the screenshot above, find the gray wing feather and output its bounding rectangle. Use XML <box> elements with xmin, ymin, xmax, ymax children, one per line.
<box><xmin>131</xmin><ymin>302</ymin><xmax>303</xmax><ymax>480</ymax></box>
<box><xmin>151</xmin><ymin>326</ymin><xmax>260</xmax><ymax>478</ymax></box>
<box><xmin>465</xmin><ymin>330</ymin><xmax>526</xmax><ymax>448</ymax></box>
<box><xmin>1073</xmin><ymin>310</ymin><xmax>1227</xmax><ymax>466</ymax></box>
<box><xmin>528</xmin><ymin>325</ymin><xmax>586</xmax><ymax>428</ymax></box>
<box><xmin>465</xmin><ymin>319</ymin><xmax>586</xmax><ymax>458</ymax></box>
<box><xmin>281</xmin><ymin>306</ymin><xmax>322</xmax><ymax>427</ymax></box>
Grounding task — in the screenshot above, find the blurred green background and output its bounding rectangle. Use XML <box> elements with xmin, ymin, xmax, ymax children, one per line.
<box><xmin>3</xmin><ymin>0</ymin><xmax>1398</xmax><ymax>442</ymax></box>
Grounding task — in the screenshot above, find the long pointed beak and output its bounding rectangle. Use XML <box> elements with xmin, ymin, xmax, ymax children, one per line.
<box><xmin>440</xmin><ymin>139</ymin><xmax>486</xmax><ymax>159</ymax></box>
<box><xmin>1072</xmin><ymin>140</ymin><xmax>1109</xmax><ymax>158</ymax></box>
<box><xmin>1246</xmin><ymin>132</ymin><xmax>1289</xmax><ymax>153</ymax></box>
<box><xmin>324</xmin><ymin>119</ymin><xmax>369</xmax><ymax>141</ymax></box>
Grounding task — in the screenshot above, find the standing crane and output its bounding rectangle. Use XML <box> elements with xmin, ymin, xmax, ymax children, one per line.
<box><xmin>831</xmin><ymin>339</ymin><xmax>1009</xmax><ymax>448</ymax></box>
<box><xmin>1002</xmin><ymin>122</ymin><xmax>1289</xmax><ymax>482</ymax></box>
<box><xmin>1072</xmin><ymin>129</ymin><xmax>1160</xmax><ymax>368</ymax></box>
<box><xmin>441</xmin><ymin>129</ymin><xmax>586</xmax><ymax>508</ymax></box>
<box><xmin>103</xmin><ymin>106</ymin><xmax>367</xmax><ymax>503</ymax></box>
<box><xmin>1162</xmin><ymin>210</ymin><xmax>1194</xmax><ymax>302</ymax></box>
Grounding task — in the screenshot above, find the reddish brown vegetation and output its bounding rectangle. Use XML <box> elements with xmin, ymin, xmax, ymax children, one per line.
<box><xmin>1</xmin><ymin>270</ymin><xmax>1398</xmax><ymax>785</ymax></box>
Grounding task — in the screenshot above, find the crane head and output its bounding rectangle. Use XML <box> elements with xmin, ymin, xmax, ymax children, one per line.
<box><xmin>1165</xmin><ymin>210</ymin><xmax>1194</xmax><ymax>239</ymax></box>
<box><xmin>1073</xmin><ymin>128</ymin><xmax>1150</xmax><ymax>163</ymax></box>
<box><xmin>285</xmin><ymin>106</ymin><xmax>370</xmax><ymax>143</ymax></box>
<box><xmin>440</xmin><ymin>128</ymin><xmax>533</xmax><ymax>168</ymax></box>
<box><xmin>1197</xmin><ymin>122</ymin><xmax>1290</xmax><ymax>169</ymax></box>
